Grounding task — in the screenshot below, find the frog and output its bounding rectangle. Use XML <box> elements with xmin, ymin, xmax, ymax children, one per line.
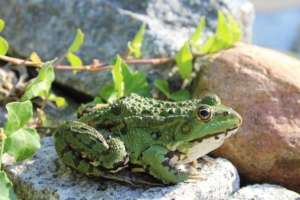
<box><xmin>54</xmin><ymin>93</ymin><xmax>242</xmax><ymax>185</ymax></box>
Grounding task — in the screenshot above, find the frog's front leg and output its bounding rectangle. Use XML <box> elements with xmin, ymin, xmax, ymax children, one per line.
<box><xmin>54</xmin><ymin>121</ymin><xmax>128</xmax><ymax>174</ymax></box>
<box><xmin>141</xmin><ymin>145</ymin><xmax>189</xmax><ymax>184</ymax></box>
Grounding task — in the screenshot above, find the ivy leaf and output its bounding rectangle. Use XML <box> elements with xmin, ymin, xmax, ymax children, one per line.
<box><xmin>122</xmin><ymin>62</ymin><xmax>149</xmax><ymax>97</ymax></box>
<box><xmin>29</xmin><ymin>52</ymin><xmax>43</xmax><ymax>64</ymax></box>
<box><xmin>189</xmin><ymin>18</ymin><xmax>205</xmax><ymax>46</ymax></box>
<box><xmin>48</xmin><ymin>93</ymin><xmax>67</xmax><ymax>108</ymax></box>
<box><xmin>197</xmin><ymin>11</ymin><xmax>241</xmax><ymax>54</ymax></box>
<box><xmin>102</xmin><ymin>55</ymin><xmax>149</xmax><ymax>101</ymax></box>
<box><xmin>66</xmin><ymin>52</ymin><xmax>83</xmax><ymax>67</ymax></box>
<box><xmin>175</xmin><ymin>42</ymin><xmax>193</xmax><ymax>80</ymax></box>
<box><xmin>0</xmin><ymin>19</ymin><xmax>5</xmax><ymax>33</ymax></box>
<box><xmin>4</xmin><ymin>128</ymin><xmax>40</xmax><ymax>162</ymax></box>
<box><xmin>99</xmin><ymin>83</ymin><xmax>117</xmax><ymax>103</ymax></box>
<box><xmin>0</xmin><ymin>171</ymin><xmax>17</xmax><ymax>200</ymax></box>
<box><xmin>21</xmin><ymin>61</ymin><xmax>55</xmax><ymax>101</ymax></box>
<box><xmin>169</xmin><ymin>90</ymin><xmax>191</xmax><ymax>101</ymax></box>
<box><xmin>4</xmin><ymin>101</ymin><xmax>33</xmax><ymax>136</ymax></box>
<box><xmin>68</xmin><ymin>28</ymin><xmax>85</xmax><ymax>53</ymax></box>
<box><xmin>0</xmin><ymin>36</ymin><xmax>9</xmax><ymax>56</ymax></box>
<box><xmin>155</xmin><ymin>79</ymin><xmax>190</xmax><ymax>101</ymax></box>
<box><xmin>112</xmin><ymin>56</ymin><xmax>125</xmax><ymax>98</ymax></box>
<box><xmin>226</xmin><ymin>13</ymin><xmax>241</xmax><ymax>43</ymax></box>
<box><xmin>154</xmin><ymin>79</ymin><xmax>171</xmax><ymax>98</ymax></box>
<box><xmin>127</xmin><ymin>23</ymin><xmax>145</xmax><ymax>58</ymax></box>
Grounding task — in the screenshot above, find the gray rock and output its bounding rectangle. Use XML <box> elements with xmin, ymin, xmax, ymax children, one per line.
<box><xmin>230</xmin><ymin>184</ymin><xmax>300</xmax><ymax>200</ymax></box>
<box><xmin>0</xmin><ymin>0</ymin><xmax>254</xmax><ymax>96</ymax></box>
<box><xmin>3</xmin><ymin>137</ymin><xmax>240</xmax><ymax>200</ymax></box>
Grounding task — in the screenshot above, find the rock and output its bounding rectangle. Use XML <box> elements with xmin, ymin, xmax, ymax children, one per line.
<box><xmin>229</xmin><ymin>184</ymin><xmax>300</xmax><ymax>200</ymax></box>
<box><xmin>3</xmin><ymin>137</ymin><xmax>240</xmax><ymax>200</ymax></box>
<box><xmin>0</xmin><ymin>0</ymin><xmax>254</xmax><ymax>96</ymax></box>
<box><xmin>193</xmin><ymin>43</ymin><xmax>300</xmax><ymax>192</ymax></box>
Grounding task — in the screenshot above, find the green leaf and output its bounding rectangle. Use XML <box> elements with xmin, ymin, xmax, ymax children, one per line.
<box><xmin>30</xmin><ymin>52</ymin><xmax>42</xmax><ymax>64</ymax></box>
<box><xmin>99</xmin><ymin>83</ymin><xmax>117</xmax><ymax>103</ymax></box>
<box><xmin>68</xmin><ymin>28</ymin><xmax>85</xmax><ymax>53</ymax></box>
<box><xmin>21</xmin><ymin>61</ymin><xmax>55</xmax><ymax>101</ymax></box>
<box><xmin>48</xmin><ymin>93</ymin><xmax>67</xmax><ymax>108</ymax></box>
<box><xmin>4</xmin><ymin>128</ymin><xmax>40</xmax><ymax>162</ymax></box>
<box><xmin>189</xmin><ymin>18</ymin><xmax>205</xmax><ymax>46</ymax></box>
<box><xmin>226</xmin><ymin>13</ymin><xmax>241</xmax><ymax>43</ymax></box>
<box><xmin>66</xmin><ymin>52</ymin><xmax>83</xmax><ymax>67</ymax></box>
<box><xmin>122</xmin><ymin>62</ymin><xmax>149</xmax><ymax>97</ymax></box>
<box><xmin>169</xmin><ymin>90</ymin><xmax>191</xmax><ymax>101</ymax></box>
<box><xmin>0</xmin><ymin>19</ymin><xmax>5</xmax><ymax>33</ymax></box>
<box><xmin>127</xmin><ymin>23</ymin><xmax>145</xmax><ymax>58</ymax></box>
<box><xmin>197</xmin><ymin>11</ymin><xmax>241</xmax><ymax>54</ymax></box>
<box><xmin>105</xmin><ymin>55</ymin><xmax>150</xmax><ymax>100</ymax></box>
<box><xmin>0</xmin><ymin>171</ymin><xmax>17</xmax><ymax>200</ymax></box>
<box><xmin>0</xmin><ymin>36</ymin><xmax>9</xmax><ymax>56</ymax></box>
<box><xmin>4</xmin><ymin>101</ymin><xmax>33</xmax><ymax>136</ymax></box>
<box><xmin>175</xmin><ymin>42</ymin><xmax>193</xmax><ymax>80</ymax></box>
<box><xmin>154</xmin><ymin>79</ymin><xmax>171</xmax><ymax>98</ymax></box>
<box><xmin>112</xmin><ymin>56</ymin><xmax>125</xmax><ymax>98</ymax></box>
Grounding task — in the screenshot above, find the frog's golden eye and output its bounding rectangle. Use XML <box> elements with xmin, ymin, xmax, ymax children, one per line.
<box><xmin>197</xmin><ymin>106</ymin><xmax>212</xmax><ymax>121</ymax></box>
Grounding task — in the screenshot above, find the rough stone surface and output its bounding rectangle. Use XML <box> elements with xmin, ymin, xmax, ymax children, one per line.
<box><xmin>229</xmin><ymin>184</ymin><xmax>300</xmax><ymax>200</ymax></box>
<box><xmin>0</xmin><ymin>0</ymin><xmax>254</xmax><ymax>96</ymax></box>
<box><xmin>193</xmin><ymin>43</ymin><xmax>300</xmax><ymax>192</ymax></box>
<box><xmin>4</xmin><ymin>137</ymin><xmax>240</xmax><ymax>200</ymax></box>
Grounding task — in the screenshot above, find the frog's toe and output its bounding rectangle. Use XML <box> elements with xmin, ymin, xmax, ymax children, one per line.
<box><xmin>187</xmin><ymin>171</ymin><xmax>206</xmax><ymax>181</ymax></box>
<box><xmin>198</xmin><ymin>155</ymin><xmax>215</xmax><ymax>166</ymax></box>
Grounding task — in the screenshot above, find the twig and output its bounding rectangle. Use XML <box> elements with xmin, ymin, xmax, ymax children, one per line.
<box><xmin>125</xmin><ymin>57</ymin><xmax>174</xmax><ymax>65</ymax></box>
<box><xmin>0</xmin><ymin>55</ymin><xmax>175</xmax><ymax>73</ymax></box>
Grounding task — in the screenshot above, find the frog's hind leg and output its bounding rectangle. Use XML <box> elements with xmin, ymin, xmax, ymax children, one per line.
<box><xmin>141</xmin><ymin>145</ymin><xmax>189</xmax><ymax>184</ymax></box>
<box><xmin>54</xmin><ymin>121</ymin><xmax>128</xmax><ymax>173</ymax></box>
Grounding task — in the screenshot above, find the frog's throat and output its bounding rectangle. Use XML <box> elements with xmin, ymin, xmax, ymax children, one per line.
<box><xmin>190</xmin><ymin>126</ymin><xmax>239</xmax><ymax>143</ymax></box>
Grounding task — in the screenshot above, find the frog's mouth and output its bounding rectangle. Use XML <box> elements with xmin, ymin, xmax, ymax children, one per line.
<box><xmin>190</xmin><ymin>126</ymin><xmax>239</xmax><ymax>143</ymax></box>
<box><xmin>174</xmin><ymin>126</ymin><xmax>239</xmax><ymax>164</ymax></box>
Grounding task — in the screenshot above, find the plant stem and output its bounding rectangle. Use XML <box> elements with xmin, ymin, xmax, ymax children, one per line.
<box><xmin>0</xmin><ymin>55</ymin><xmax>175</xmax><ymax>73</ymax></box>
<box><xmin>0</xmin><ymin>129</ymin><xmax>6</xmax><ymax>171</ymax></box>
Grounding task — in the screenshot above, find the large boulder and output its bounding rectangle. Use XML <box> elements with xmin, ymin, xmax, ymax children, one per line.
<box><xmin>193</xmin><ymin>43</ymin><xmax>300</xmax><ymax>192</ymax></box>
<box><xmin>0</xmin><ymin>0</ymin><xmax>254</xmax><ymax>96</ymax></box>
<box><xmin>4</xmin><ymin>137</ymin><xmax>300</xmax><ymax>199</ymax></box>
<box><xmin>4</xmin><ymin>137</ymin><xmax>240</xmax><ymax>200</ymax></box>
<box><xmin>230</xmin><ymin>184</ymin><xmax>300</xmax><ymax>200</ymax></box>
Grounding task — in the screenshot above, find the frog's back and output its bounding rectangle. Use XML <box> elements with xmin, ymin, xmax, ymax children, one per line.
<box><xmin>79</xmin><ymin>94</ymin><xmax>201</xmax><ymax>126</ymax></box>
<box><xmin>118</xmin><ymin>94</ymin><xmax>201</xmax><ymax>117</ymax></box>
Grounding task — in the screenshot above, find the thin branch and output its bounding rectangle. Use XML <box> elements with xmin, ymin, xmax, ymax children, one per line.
<box><xmin>0</xmin><ymin>55</ymin><xmax>175</xmax><ymax>72</ymax></box>
<box><xmin>125</xmin><ymin>57</ymin><xmax>174</xmax><ymax>65</ymax></box>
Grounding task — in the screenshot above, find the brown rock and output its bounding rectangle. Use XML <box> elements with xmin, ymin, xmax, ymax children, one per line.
<box><xmin>193</xmin><ymin>43</ymin><xmax>300</xmax><ymax>192</ymax></box>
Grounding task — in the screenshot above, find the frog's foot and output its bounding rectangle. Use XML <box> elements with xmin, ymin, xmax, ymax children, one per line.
<box><xmin>142</xmin><ymin>145</ymin><xmax>189</xmax><ymax>184</ymax></box>
<box><xmin>186</xmin><ymin>165</ymin><xmax>206</xmax><ymax>181</ymax></box>
<box><xmin>174</xmin><ymin>162</ymin><xmax>206</xmax><ymax>182</ymax></box>
<box><xmin>198</xmin><ymin>155</ymin><xmax>215</xmax><ymax>166</ymax></box>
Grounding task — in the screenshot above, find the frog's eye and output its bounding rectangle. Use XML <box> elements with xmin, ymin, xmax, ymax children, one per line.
<box><xmin>197</xmin><ymin>106</ymin><xmax>212</xmax><ymax>121</ymax></box>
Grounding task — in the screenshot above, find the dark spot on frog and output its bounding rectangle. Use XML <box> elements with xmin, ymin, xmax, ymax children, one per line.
<box><xmin>111</xmin><ymin>105</ymin><xmax>122</xmax><ymax>115</ymax></box>
<box><xmin>215</xmin><ymin>135</ymin><xmax>219</xmax><ymax>140</ymax></box>
<box><xmin>142</xmin><ymin>109</ymin><xmax>151</xmax><ymax>115</ymax></box>
<box><xmin>120</xmin><ymin>123</ymin><xmax>128</xmax><ymax>135</ymax></box>
<box><xmin>162</xmin><ymin>159</ymin><xmax>171</xmax><ymax>168</ymax></box>
<box><xmin>223</xmin><ymin>111</ymin><xmax>229</xmax><ymax>116</ymax></box>
<box><xmin>151</xmin><ymin>132</ymin><xmax>161</xmax><ymax>139</ymax></box>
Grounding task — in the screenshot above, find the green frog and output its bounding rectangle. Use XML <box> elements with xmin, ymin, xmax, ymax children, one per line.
<box><xmin>54</xmin><ymin>94</ymin><xmax>242</xmax><ymax>185</ymax></box>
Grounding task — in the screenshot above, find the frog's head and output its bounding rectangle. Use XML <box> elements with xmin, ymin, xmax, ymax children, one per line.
<box><xmin>175</xmin><ymin>94</ymin><xmax>242</xmax><ymax>148</ymax></box>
